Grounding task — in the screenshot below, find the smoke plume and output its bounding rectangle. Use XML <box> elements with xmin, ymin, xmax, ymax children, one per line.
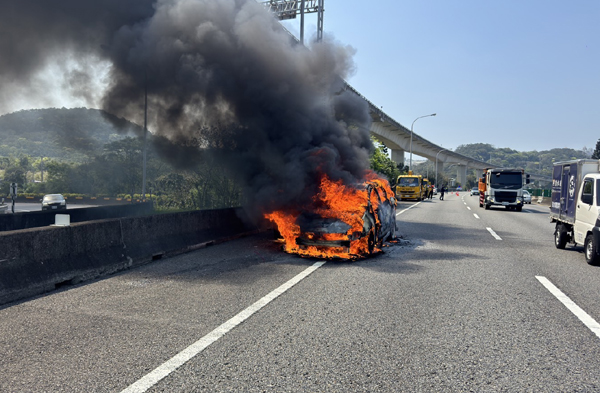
<box><xmin>1</xmin><ymin>0</ymin><xmax>373</xmax><ymax>213</ymax></box>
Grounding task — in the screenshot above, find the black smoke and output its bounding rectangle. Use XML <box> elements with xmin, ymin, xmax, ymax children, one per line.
<box><xmin>0</xmin><ymin>0</ymin><xmax>373</xmax><ymax>213</ymax></box>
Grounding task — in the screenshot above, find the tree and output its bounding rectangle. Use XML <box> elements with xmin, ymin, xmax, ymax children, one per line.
<box><xmin>370</xmin><ymin>138</ymin><xmax>405</xmax><ymax>184</ymax></box>
<box><xmin>45</xmin><ymin>161</ymin><xmax>74</xmax><ymax>193</ymax></box>
<box><xmin>592</xmin><ymin>139</ymin><xmax>600</xmax><ymax>159</ymax></box>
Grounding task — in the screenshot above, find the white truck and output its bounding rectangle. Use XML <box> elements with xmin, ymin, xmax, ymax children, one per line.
<box><xmin>478</xmin><ymin>168</ymin><xmax>530</xmax><ymax>211</ymax></box>
<box><xmin>550</xmin><ymin>159</ymin><xmax>600</xmax><ymax>265</ymax></box>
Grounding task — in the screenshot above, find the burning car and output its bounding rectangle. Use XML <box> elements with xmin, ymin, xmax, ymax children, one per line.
<box><xmin>266</xmin><ymin>175</ymin><xmax>397</xmax><ymax>259</ymax></box>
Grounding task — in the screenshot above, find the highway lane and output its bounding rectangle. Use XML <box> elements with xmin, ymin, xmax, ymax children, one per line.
<box><xmin>5</xmin><ymin>202</ymin><xmax>96</xmax><ymax>213</ymax></box>
<box><xmin>2</xmin><ymin>194</ymin><xmax>600</xmax><ymax>391</ymax></box>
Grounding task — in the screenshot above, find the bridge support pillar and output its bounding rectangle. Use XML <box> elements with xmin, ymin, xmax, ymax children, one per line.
<box><xmin>457</xmin><ymin>164</ymin><xmax>468</xmax><ymax>188</ymax></box>
<box><xmin>435</xmin><ymin>162</ymin><xmax>444</xmax><ymax>187</ymax></box>
<box><xmin>391</xmin><ymin>149</ymin><xmax>405</xmax><ymax>166</ymax></box>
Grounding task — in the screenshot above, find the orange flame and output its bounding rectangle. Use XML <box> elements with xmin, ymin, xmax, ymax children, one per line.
<box><xmin>265</xmin><ymin>171</ymin><xmax>395</xmax><ymax>259</ymax></box>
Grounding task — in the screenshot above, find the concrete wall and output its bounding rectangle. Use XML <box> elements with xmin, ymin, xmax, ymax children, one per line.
<box><xmin>0</xmin><ymin>208</ymin><xmax>261</xmax><ymax>306</ymax></box>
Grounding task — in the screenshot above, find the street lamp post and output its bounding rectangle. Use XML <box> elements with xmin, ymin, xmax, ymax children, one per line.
<box><xmin>435</xmin><ymin>149</ymin><xmax>446</xmax><ymax>188</ymax></box>
<box><xmin>410</xmin><ymin>113</ymin><xmax>436</xmax><ymax>171</ymax></box>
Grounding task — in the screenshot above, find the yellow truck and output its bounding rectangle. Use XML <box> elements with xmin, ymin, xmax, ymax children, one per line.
<box><xmin>396</xmin><ymin>171</ymin><xmax>427</xmax><ymax>201</ymax></box>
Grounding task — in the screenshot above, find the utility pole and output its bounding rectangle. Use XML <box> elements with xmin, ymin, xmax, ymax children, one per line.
<box><xmin>142</xmin><ymin>73</ymin><xmax>148</xmax><ymax>201</ymax></box>
<box><xmin>300</xmin><ymin>0</ymin><xmax>305</xmax><ymax>44</ymax></box>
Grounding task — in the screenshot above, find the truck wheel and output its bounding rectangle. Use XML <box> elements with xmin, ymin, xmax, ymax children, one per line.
<box><xmin>516</xmin><ymin>205</ymin><xmax>523</xmax><ymax>212</ymax></box>
<box><xmin>584</xmin><ymin>234</ymin><xmax>600</xmax><ymax>265</ymax></box>
<box><xmin>554</xmin><ymin>225</ymin><xmax>567</xmax><ymax>249</ymax></box>
<box><xmin>484</xmin><ymin>204</ymin><xmax>490</xmax><ymax>210</ymax></box>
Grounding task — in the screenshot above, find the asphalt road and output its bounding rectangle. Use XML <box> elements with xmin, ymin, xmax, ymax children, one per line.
<box><xmin>2</xmin><ymin>192</ymin><xmax>600</xmax><ymax>392</ymax></box>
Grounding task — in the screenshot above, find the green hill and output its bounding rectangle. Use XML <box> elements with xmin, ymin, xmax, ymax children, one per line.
<box><xmin>0</xmin><ymin>108</ymin><xmax>142</xmax><ymax>161</ymax></box>
<box><xmin>454</xmin><ymin>143</ymin><xmax>590</xmax><ymax>177</ymax></box>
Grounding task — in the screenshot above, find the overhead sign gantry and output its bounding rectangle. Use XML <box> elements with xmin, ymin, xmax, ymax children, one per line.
<box><xmin>261</xmin><ymin>0</ymin><xmax>324</xmax><ymax>43</ymax></box>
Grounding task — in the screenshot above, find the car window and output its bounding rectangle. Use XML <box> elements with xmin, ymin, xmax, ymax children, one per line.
<box><xmin>582</xmin><ymin>178</ymin><xmax>594</xmax><ymax>205</ymax></box>
<box><xmin>43</xmin><ymin>195</ymin><xmax>64</xmax><ymax>202</ymax></box>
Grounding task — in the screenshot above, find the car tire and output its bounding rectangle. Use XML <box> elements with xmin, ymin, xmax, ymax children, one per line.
<box><xmin>368</xmin><ymin>231</ymin><xmax>375</xmax><ymax>254</ymax></box>
<box><xmin>585</xmin><ymin>234</ymin><xmax>600</xmax><ymax>265</ymax></box>
<box><xmin>554</xmin><ymin>225</ymin><xmax>568</xmax><ymax>249</ymax></box>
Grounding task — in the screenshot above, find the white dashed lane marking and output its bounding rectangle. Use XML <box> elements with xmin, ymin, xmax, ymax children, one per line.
<box><xmin>537</xmin><ymin>276</ymin><xmax>600</xmax><ymax>339</ymax></box>
<box><xmin>120</xmin><ymin>261</ymin><xmax>326</xmax><ymax>393</ymax></box>
<box><xmin>486</xmin><ymin>227</ymin><xmax>502</xmax><ymax>240</ymax></box>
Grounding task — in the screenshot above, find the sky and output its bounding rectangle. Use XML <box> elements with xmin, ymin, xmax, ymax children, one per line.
<box><xmin>283</xmin><ymin>0</ymin><xmax>599</xmax><ymax>153</ymax></box>
<box><xmin>2</xmin><ymin>0</ymin><xmax>598</xmax><ymax>155</ymax></box>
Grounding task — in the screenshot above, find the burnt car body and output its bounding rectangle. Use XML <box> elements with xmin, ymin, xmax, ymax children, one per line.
<box><xmin>294</xmin><ymin>182</ymin><xmax>397</xmax><ymax>256</ymax></box>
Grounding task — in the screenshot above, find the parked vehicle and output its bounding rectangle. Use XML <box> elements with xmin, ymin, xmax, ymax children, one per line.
<box><xmin>550</xmin><ymin>159</ymin><xmax>600</xmax><ymax>265</ymax></box>
<box><xmin>470</xmin><ymin>188</ymin><xmax>479</xmax><ymax>196</ymax></box>
<box><xmin>478</xmin><ymin>168</ymin><xmax>530</xmax><ymax>211</ymax></box>
<box><xmin>396</xmin><ymin>171</ymin><xmax>427</xmax><ymax>201</ymax></box>
<box><xmin>41</xmin><ymin>194</ymin><xmax>67</xmax><ymax>211</ymax></box>
<box><xmin>522</xmin><ymin>190</ymin><xmax>532</xmax><ymax>204</ymax></box>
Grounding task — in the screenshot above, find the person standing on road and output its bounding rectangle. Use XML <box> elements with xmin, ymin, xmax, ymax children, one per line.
<box><xmin>428</xmin><ymin>185</ymin><xmax>434</xmax><ymax>200</ymax></box>
<box><xmin>440</xmin><ymin>186</ymin><xmax>445</xmax><ymax>201</ymax></box>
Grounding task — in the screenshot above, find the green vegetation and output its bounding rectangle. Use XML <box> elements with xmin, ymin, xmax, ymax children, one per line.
<box><xmin>0</xmin><ymin>107</ymin><xmax>140</xmax><ymax>161</ymax></box>
<box><xmin>592</xmin><ymin>139</ymin><xmax>600</xmax><ymax>160</ymax></box>
<box><xmin>369</xmin><ymin>137</ymin><xmax>409</xmax><ymax>185</ymax></box>
<box><xmin>0</xmin><ymin>108</ymin><xmax>242</xmax><ymax>210</ymax></box>
<box><xmin>412</xmin><ymin>142</ymin><xmax>592</xmax><ymax>189</ymax></box>
<box><xmin>2</xmin><ymin>107</ymin><xmax>596</xmax><ymax>207</ymax></box>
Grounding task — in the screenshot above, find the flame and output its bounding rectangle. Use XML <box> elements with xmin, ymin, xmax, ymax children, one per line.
<box><xmin>265</xmin><ymin>171</ymin><xmax>396</xmax><ymax>259</ymax></box>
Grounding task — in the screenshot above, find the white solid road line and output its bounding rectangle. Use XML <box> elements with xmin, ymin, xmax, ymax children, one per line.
<box><xmin>486</xmin><ymin>227</ymin><xmax>502</xmax><ymax>240</ymax></box>
<box><xmin>397</xmin><ymin>201</ymin><xmax>422</xmax><ymax>216</ymax></box>
<box><xmin>120</xmin><ymin>261</ymin><xmax>326</xmax><ymax>393</ymax></box>
<box><xmin>536</xmin><ymin>276</ymin><xmax>600</xmax><ymax>339</ymax></box>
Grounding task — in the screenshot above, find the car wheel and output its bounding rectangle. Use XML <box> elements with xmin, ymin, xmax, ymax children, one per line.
<box><xmin>585</xmin><ymin>234</ymin><xmax>600</xmax><ymax>265</ymax></box>
<box><xmin>554</xmin><ymin>225</ymin><xmax>567</xmax><ymax>249</ymax></box>
<box><xmin>368</xmin><ymin>231</ymin><xmax>375</xmax><ymax>254</ymax></box>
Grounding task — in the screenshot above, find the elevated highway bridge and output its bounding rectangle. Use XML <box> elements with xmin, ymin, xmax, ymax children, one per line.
<box><xmin>345</xmin><ymin>84</ymin><xmax>550</xmax><ymax>186</ymax></box>
<box><xmin>345</xmin><ymin>84</ymin><xmax>489</xmax><ymax>186</ymax></box>
<box><xmin>260</xmin><ymin>1</ymin><xmax>549</xmax><ymax>186</ymax></box>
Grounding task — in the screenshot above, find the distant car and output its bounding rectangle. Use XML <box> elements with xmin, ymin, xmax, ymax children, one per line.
<box><xmin>522</xmin><ymin>190</ymin><xmax>532</xmax><ymax>204</ymax></box>
<box><xmin>41</xmin><ymin>194</ymin><xmax>67</xmax><ymax>211</ymax></box>
<box><xmin>470</xmin><ymin>188</ymin><xmax>479</xmax><ymax>196</ymax></box>
<box><xmin>433</xmin><ymin>187</ymin><xmax>438</xmax><ymax>195</ymax></box>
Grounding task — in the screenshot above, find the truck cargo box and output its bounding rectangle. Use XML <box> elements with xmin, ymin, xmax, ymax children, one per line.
<box><xmin>551</xmin><ymin>159</ymin><xmax>600</xmax><ymax>224</ymax></box>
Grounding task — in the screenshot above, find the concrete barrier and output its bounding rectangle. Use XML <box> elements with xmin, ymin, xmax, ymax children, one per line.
<box><xmin>0</xmin><ymin>207</ymin><xmax>262</xmax><ymax>306</ymax></box>
<box><xmin>0</xmin><ymin>202</ymin><xmax>154</xmax><ymax>232</ymax></box>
